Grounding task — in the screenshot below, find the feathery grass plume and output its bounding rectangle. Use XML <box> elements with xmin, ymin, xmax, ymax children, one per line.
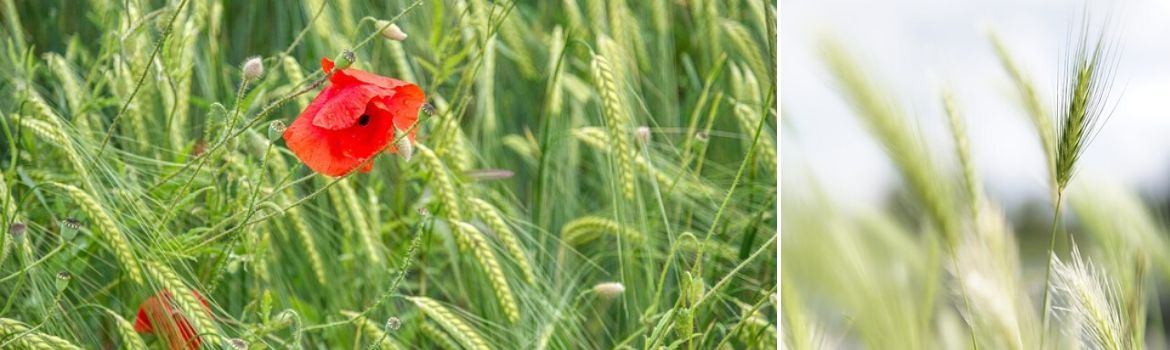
<box><xmin>0</xmin><ymin>318</ymin><xmax>82</xmax><ymax>350</ymax></box>
<box><xmin>338</xmin><ymin>179</ymin><xmax>383</xmax><ymax>265</ymax></box>
<box><xmin>106</xmin><ymin>310</ymin><xmax>148</xmax><ymax>350</ymax></box>
<box><xmin>591</xmin><ymin>39</ymin><xmax>637</xmax><ymax>200</ymax></box>
<box><xmin>990</xmin><ymin>33</ymin><xmax>1057</xmax><ymax>197</ymax></box>
<box><xmin>410</xmin><ymin>296</ymin><xmax>492</xmax><ymax>350</ymax></box>
<box><xmin>145</xmin><ymin>260</ymin><xmax>222</xmax><ymax>348</ymax></box>
<box><xmin>954</xmin><ymin>203</ymin><xmax>1039</xmax><ymax>350</ymax></box>
<box><xmin>821</xmin><ymin>39</ymin><xmax>959</xmax><ymax>239</ymax></box>
<box><xmin>1050</xmin><ymin>245</ymin><xmax>1129</xmax><ymax>350</ymax></box>
<box><xmin>452</xmin><ymin>220</ymin><xmax>521</xmax><ymax>323</ymax></box>
<box><xmin>468</xmin><ymin>198</ymin><xmax>536</xmax><ymax>284</ymax></box>
<box><xmin>417</xmin><ymin>144</ymin><xmax>465</xmax><ymax>225</ymax></box>
<box><xmin>1054</xmin><ymin>23</ymin><xmax>1118</xmax><ymax>192</ymax></box>
<box><xmin>339</xmin><ymin>310</ymin><xmax>405</xmax><ymax>350</ymax></box>
<box><xmin>1071</xmin><ymin>183</ymin><xmax>1162</xmax><ymax>346</ymax></box>
<box><xmin>49</xmin><ymin>182</ymin><xmax>144</xmax><ymax>285</ymax></box>
<box><xmin>560</xmin><ymin>216</ymin><xmax>643</xmax><ymax>246</ymax></box>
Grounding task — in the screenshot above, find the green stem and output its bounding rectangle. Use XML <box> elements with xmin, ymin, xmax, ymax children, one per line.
<box><xmin>1039</xmin><ymin>189</ymin><xmax>1066</xmax><ymax>349</ymax></box>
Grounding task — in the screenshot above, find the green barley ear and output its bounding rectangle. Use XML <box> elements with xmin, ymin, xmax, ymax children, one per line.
<box><xmin>1054</xmin><ymin>22</ymin><xmax>1118</xmax><ymax>192</ymax></box>
<box><xmin>0</xmin><ymin>318</ymin><xmax>83</xmax><ymax>349</ymax></box>
<box><xmin>410</xmin><ymin>296</ymin><xmax>492</xmax><ymax>350</ymax></box>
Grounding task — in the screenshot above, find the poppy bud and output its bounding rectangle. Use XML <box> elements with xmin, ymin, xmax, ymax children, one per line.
<box><xmin>228</xmin><ymin>338</ymin><xmax>248</xmax><ymax>349</ymax></box>
<box><xmin>375</xmin><ymin>20</ymin><xmax>408</xmax><ymax>41</ymax></box>
<box><xmin>385</xmin><ymin>317</ymin><xmax>401</xmax><ymax>331</ymax></box>
<box><xmin>421</xmin><ymin>103</ymin><xmax>436</xmax><ymax>116</ymax></box>
<box><xmin>417</xmin><ymin>207</ymin><xmax>429</xmax><ymax>217</ymax></box>
<box><xmin>61</xmin><ymin>218</ymin><xmax>81</xmax><ymax>241</ymax></box>
<box><xmin>9</xmin><ymin>222</ymin><xmax>26</xmax><ymax>240</ymax></box>
<box><xmin>635</xmin><ymin>126</ymin><xmax>650</xmax><ymax>145</ymax></box>
<box><xmin>395</xmin><ymin>128</ymin><xmax>413</xmax><ymax>162</ymax></box>
<box><xmin>332</xmin><ymin>50</ymin><xmax>356</xmax><ymax>71</ymax></box>
<box><xmin>243</xmin><ymin>56</ymin><xmax>264</xmax><ymax>80</ymax></box>
<box><xmin>592</xmin><ymin>282</ymin><xmax>625</xmax><ymax>299</ymax></box>
<box><xmin>268</xmin><ymin>120</ymin><xmax>287</xmax><ymax>141</ymax></box>
<box><xmin>55</xmin><ymin>271</ymin><xmax>72</xmax><ymax>292</ymax></box>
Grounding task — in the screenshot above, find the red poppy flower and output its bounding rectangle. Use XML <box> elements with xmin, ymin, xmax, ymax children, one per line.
<box><xmin>282</xmin><ymin>57</ymin><xmax>425</xmax><ymax>176</ymax></box>
<box><xmin>134</xmin><ymin>289</ymin><xmax>211</xmax><ymax>350</ymax></box>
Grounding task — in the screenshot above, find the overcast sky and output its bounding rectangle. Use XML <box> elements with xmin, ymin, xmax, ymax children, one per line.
<box><xmin>781</xmin><ymin>0</ymin><xmax>1170</xmax><ymax>209</ymax></box>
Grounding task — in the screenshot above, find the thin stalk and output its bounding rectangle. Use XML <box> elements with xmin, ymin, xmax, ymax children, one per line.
<box><xmin>1039</xmin><ymin>190</ymin><xmax>1066</xmax><ymax>349</ymax></box>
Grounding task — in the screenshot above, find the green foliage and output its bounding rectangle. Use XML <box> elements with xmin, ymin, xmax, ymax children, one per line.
<box><xmin>0</xmin><ymin>0</ymin><xmax>776</xmax><ymax>349</ymax></box>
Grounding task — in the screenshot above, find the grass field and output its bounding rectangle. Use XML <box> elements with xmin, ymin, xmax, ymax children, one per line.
<box><xmin>0</xmin><ymin>0</ymin><xmax>777</xmax><ymax>349</ymax></box>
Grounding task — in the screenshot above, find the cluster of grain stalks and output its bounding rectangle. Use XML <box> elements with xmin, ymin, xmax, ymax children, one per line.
<box><xmin>0</xmin><ymin>0</ymin><xmax>775</xmax><ymax>349</ymax></box>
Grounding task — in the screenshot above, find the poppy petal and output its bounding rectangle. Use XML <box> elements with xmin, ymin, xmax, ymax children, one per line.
<box><xmin>321</xmin><ymin>58</ymin><xmax>335</xmax><ymax>74</ymax></box>
<box><xmin>309</xmin><ymin>84</ymin><xmax>387</xmax><ymax>130</ymax></box>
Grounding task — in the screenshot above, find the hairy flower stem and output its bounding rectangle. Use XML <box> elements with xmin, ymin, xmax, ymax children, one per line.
<box><xmin>1039</xmin><ymin>190</ymin><xmax>1066</xmax><ymax>349</ymax></box>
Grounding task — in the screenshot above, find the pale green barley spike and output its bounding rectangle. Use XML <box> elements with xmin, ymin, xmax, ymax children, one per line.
<box><xmin>586</xmin><ymin>0</ymin><xmax>607</xmax><ymax>33</ymax></box>
<box><xmin>338</xmin><ymin>178</ymin><xmax>383</xmax><ymax>265</ymax></box>
<box><xmin>942</xmin><ymin>89</ymin><xmax>982</xmax><ymax>211</ymax></box>
<box><xmin>22</xmin><ymin>94</ymin><xmax>95</xmax><ymax>183</ymax></box>
<box><xmin>721</xmin><ymin>20</ymin><xmax>768</xmax><ymax>85</ymax></box>
<box><xmin>990</xmin><ymin>33</ymin><xmax>1056</xmax><ymax>198</ymax></box>
<box><xmin>477</xmin><ymin>36</ymin><xmax>499</xmax><ymax>138</ymax></box>
<box><xmin>733</xmin><ymin>103</ymin><xmax>776</xmax><ymax>169</ymax></box>
<box><xmin>499</xmin><ymin>14</ymin><xmax>538</xmax><ymax>78</ymax></box>
<box><xmin>419</xmin><ymin>322</ymin><xmax>461</xmax><ymax>350</ymax></box>
<box><xmin>146</xmin><ymin>260</ymin><xmax>222</xmax><ymax>348</ymax></box>
<box><xmin>453</xmin><ymin>221</ymin><xmax>521</xmax><ymax>323</ymax></box>
<box><xmin>386</xmin><ymin>40</ymin><xmax>416</xmax><ymax>83</ymax></box>
<box><xmin>339</xmin><ymin>310</ymin><xmax>405</xmax><ymax>350</ymax></box>
<box><xmin>560</xmin><ymin>216</ymin><xmax>642</xmax><ymax>246</ymax></box>
<box><xmin>590</xmin><ymin>48</ymin><xmax>636</xmax><ymax>200</ymax></box>
<box><xmin>282</xmin><ymin>56</ymin><xmax>312</xmax><ymax>109</ymax></box>
<box><xmin>329</xmin><ymin>185</ymin><xmax>357</xmax><ymax>241</ymax></box>
<box><xmin>468</xmin><ymin>198</ymin><xmax>536</xmax><ymax>284</ymax></box>
<box><xmin>572</xmin><ymin>127</ymin><xmax>718</xmax><ymax>197</ymax></box>
<box><xmin>106</xmin><ymin>310</ymin><xmax>148</xmax><ymax>350</ymax></box>
<box><xmin>560</xmin><ymin>0</ymin><xmax>584</xmax><ymax>33</ymax></box>
<box><xmin>166</xmin><ymin>14</ymin><xmax>200</xmax><ymax>151</ymax></box>
<box><xmin>417</xmin><ymin>144</ymin><xmax>466</xmax><ymax>236</ymax></box>
<box><xmin>409</xmin><ymin>297</ymin><xmax>492</xmax><ymax>350</ymax></box>
<box><xmin>44</xmin><ymin>54</ymin><xmax>91</xmax><ymax>131</ymax></box>
<box><xmin>50</xmin><ymin>182</ymin><xmax>144</xmax><ymax>285</ymax></box>
<box><xmin>0</xmin><ymin>318</ymin><xmax>83</xmax><ymax>350</ymax></box>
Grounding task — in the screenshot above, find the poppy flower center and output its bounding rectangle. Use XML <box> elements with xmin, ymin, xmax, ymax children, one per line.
<box><xmin>358</xmin><ymin>114</ymin><xmax>371</xmax><ymax>126</ymax></box>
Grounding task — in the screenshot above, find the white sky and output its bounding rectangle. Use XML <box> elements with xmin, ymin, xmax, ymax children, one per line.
<box><xmin>781</xmin><ymin>0</ymin><xmax>1170</xmax><ymax>209</ymax></box>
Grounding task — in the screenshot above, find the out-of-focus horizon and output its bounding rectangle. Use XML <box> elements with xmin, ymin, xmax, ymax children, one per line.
<box><xmin>781</xmin><ymin>0</ymin><xmax>1170</xmax><ymax>210</ymax></box>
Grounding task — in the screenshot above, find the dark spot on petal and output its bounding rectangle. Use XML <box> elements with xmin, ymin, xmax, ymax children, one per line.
<box><xmin>358</xmin><ymin>114</ymin><xmax>370</xmax><ymax>126</ymax></box>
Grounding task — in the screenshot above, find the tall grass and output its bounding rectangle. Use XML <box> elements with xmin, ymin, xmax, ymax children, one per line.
<box><xmin>0</xmin><ymin>0</ymin><xmax>776</xmax><ymax>348</ymax></box>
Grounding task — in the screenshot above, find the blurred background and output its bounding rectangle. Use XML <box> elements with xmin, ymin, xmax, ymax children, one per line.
<box><xmin>782</xmin><ymin>0</ymin><xmax>1170</xmax><ymax>211</ymax></box>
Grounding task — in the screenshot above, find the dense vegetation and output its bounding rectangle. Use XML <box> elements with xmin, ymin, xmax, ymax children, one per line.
<box><xmin>0</xmin><ymin>0</ymin><xmax>777</xmax><ymax>349</ymax></box>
